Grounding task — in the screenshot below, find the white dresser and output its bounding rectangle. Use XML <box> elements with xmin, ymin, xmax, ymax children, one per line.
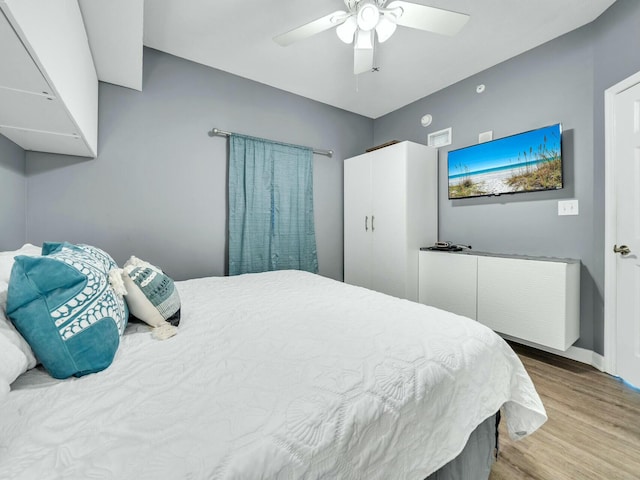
<box><xmin>419</xmin><ymin>249</ymin><xmax>580</xmax><ymax>351</ymax></box>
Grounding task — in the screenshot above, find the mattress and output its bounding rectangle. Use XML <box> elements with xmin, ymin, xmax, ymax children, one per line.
<box><xmin>1</xmin><ymin>270</ymin><xmax>546</xmax><ymax>479</ymax></box>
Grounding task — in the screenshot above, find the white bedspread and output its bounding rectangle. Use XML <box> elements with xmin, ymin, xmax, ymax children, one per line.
<box><xmin>1</xmin><ymin>271</ymin><xmax>546</xmax><ymax>479</ymax></box>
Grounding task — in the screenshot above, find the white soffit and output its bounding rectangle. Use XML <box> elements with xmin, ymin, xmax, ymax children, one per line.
<box><xmin>79</xmin><ymin>0</ymin><xmax>143</xmax><ymax>91</ymax></box>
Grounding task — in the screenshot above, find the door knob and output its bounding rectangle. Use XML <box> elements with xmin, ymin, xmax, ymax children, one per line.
<box><xmin>614</xmin><ymin>244</ymin><xmax>631</xmax><ymax>255</ymax></box>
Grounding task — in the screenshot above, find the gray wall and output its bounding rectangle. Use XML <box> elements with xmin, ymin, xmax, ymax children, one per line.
<box><xmin>372</xmin><ymin>0</ymin><xmax>640</xmax><ymax>355</ymax></box>
<box><xmin>0</xmin><ymin>135</ymin><xmax>26</xmax><ymax>250</ymax></box>
<box><xmin>25</xmin><ymin>48</ymin><xmax>373</xmax><ymax>281</ymax></box>
<box><xmin>591</xmin><ymin>0</ymin><xmax>640</xmax><ymax>354</ymax></box>
<box><xmin>19</xmin><ymin>2</ymin><xmax>640</xmax><ymax>353</ymax></box>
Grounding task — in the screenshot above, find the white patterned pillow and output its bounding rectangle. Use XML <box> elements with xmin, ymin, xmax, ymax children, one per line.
<box><xmin>122</xmin><ymin>256</ymin><xmax>180</xmax><ymax>340</ymax></box>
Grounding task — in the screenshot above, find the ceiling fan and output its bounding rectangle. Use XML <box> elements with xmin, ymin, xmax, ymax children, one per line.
<box><xmin>273</xmin><ymin>0</ymin><xmax>470</xmax><ymax>75</ymax></box>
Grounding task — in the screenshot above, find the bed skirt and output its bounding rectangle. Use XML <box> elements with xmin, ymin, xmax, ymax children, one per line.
<box><xmin>426</xmin><ymin>412</ymin><xmax>500</xmax><ymax>480</ymax></box>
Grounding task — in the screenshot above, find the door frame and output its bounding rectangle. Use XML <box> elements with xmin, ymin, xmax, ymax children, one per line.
<box><xmin>603</xmin><ymin>70</ymin><xmax>640</xmax><ymax>375</ymax></box>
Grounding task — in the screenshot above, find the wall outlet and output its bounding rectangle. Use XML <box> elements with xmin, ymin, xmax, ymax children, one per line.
<box><xmin>558</xmin><ymin>200</ymin><xmax>579</xmax><ymax>216</ymax></box>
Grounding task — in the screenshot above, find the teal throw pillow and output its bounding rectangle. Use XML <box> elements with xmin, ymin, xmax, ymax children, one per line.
<box><xmin>6</xmin><ymin>242</ymin><xmax>128</xmax><ymax>379</ymax></box>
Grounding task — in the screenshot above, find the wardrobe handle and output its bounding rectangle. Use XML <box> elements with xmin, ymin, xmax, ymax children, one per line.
<box><xmin>365</xmin><ymin>216</ymin><xmax>368</xmax><ymax>232</ymax></box>
<box><xmin>371</xmin><ymin>215</ymin><xmax>375</xmax><ymax>232</ymax></box>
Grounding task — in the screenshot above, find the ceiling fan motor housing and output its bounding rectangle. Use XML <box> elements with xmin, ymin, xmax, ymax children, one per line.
<box><xmin>357</xmin><ymin>2</ymin><xmax>380</xmax><ymax>31</ymax></box>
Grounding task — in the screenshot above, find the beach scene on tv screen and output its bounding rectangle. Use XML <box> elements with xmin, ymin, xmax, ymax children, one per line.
<box><xmin>448</xmin><ymin>124</ymin><xmax>562</xmax><ymax>199</ymax></box>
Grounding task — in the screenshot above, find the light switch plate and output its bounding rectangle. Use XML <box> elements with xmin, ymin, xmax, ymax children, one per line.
<box><xmin>558</xmin><ymin>200</ymin><xmax>579</xmax><ymax>216</ymax></box>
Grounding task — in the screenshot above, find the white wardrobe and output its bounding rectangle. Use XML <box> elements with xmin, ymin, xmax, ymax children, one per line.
<box><xmin>344</xmin><ymin>141</ymin><xmax>438</xmax><ymax>301</ymax></box>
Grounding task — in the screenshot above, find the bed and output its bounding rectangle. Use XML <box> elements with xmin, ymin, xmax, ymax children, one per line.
<box><xmin>0</xmin><ymin>252</ymin><xmax>546</xmax><ymax>479</ymax></box>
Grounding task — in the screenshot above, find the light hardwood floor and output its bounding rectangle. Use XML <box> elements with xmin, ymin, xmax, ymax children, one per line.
<box><xmin>490</xmin><ymin>343</ymin><xmax>640</xmax><ymax>480</ymax></box>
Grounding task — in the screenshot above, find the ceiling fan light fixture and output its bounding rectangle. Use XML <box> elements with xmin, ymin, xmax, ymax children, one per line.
<box><xmin>357</xmin><ymin>3</ymin><xmax>380</xmax><ymax>31</ymax></box>
<box><xmin>336</xmin><ymin>15</ymin><xmax>358</xmax><ymax>44</ymax></box>
<box><xmin>375</xmin><ymin>16</ymin><xmax>397</xmax><ymax>43</ymax></box>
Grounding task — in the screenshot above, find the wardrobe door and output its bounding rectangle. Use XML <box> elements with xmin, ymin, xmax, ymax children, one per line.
<box><xmin>344</xmin><ymin>154</ymin><xmax>372</xmax><ymax>289</ymax></box>
<box><xmin>370</xmin><ymin>146</ymin><xmax>408</xmax><ymax>299</ymax></box>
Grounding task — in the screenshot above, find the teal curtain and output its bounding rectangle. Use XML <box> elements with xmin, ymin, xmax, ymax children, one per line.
<box><xmin>228</xmin><ymin>134</ymin><xmax>319</xmax><ymax>275</ymax></box>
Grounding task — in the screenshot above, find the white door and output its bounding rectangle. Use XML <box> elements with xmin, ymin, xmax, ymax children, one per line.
<box><xmin>613</xmin><ymin>81</ymin><xmax>640</xmax><ymax>388</ymax></box>
<box><xmin>371</xmin><ymin>148</ymin><xmax>407</xmax><ymax>298</ymax></box>
<box><xmin>344</xmin><ymin>154</ymin><xmax>372</xmax><ymax>289</ymax></box>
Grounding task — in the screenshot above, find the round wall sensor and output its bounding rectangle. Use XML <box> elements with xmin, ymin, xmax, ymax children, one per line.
<box><xmin>476</xmin><ymin>84</ymin><xmax>486</xmax><ymax>94</ymax></box>
<box><xmin>420</xmin><ymin>114</ymin><xmax>433</xmax><ymax>127</ymax></box>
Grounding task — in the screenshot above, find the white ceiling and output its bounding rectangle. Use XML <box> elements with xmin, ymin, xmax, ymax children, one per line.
<box><xmin>79</xmin><ymin>0</ymin><xmax>143</xmax><ymax>91</ymax></box>
<box><xmin>143</xmin><ymin>0</ymin><xmax>616</xmax><ymax>119</ymax></box>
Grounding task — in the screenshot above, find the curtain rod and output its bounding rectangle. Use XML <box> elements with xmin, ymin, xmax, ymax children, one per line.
<box><xmin>208</xmin><ymin>128</ymin><xmax>333</xmax><ymax>158</ymax></box>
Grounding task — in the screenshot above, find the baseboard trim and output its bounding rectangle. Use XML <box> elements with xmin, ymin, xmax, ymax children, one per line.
<box><xmin>500</xmin><ymin>334</ymin><xmax>605</xmax><ymax>371</ymax></box>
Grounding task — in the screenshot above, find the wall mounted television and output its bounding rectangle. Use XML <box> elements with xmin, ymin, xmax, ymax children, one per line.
<box><xmin>447</xmin><ymin>123</ymin><xmax>563</xmax><ymax>199</ymax></box>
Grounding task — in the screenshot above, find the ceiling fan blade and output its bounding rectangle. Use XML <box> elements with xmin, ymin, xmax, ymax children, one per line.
<box><xmin>386</xmin><ymin>1</ymin><xmax>469</xmax><ymax>36</ymax></box>
<box><xmin>273</xmin><ymin>10</ymin><xmax>348</xmax><ymax>46</ymax></box>
<box><xmin>353</xmin><ymin>30</ymin><xmax>374</xmax><ymax>74</ymax></box>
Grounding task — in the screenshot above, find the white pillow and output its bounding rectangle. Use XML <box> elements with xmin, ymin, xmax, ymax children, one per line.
<box><xmin>0</xmin><ymin>328</ymin><xmax>30</xmax><ymax>401</ymax></box>
<box><xmin>0</xmin><ymin>244</ymin><xmax>41</xmax><ymax>373</ymax></box>
<box><xmin>1</xmin><ymin>282</ymin><xmax>37</xmax><ymax>373</ymax></box>
<box><xmin>0</xmin><ymin>243</ymin><xmax>42</xmax><ymax>284</ymax></box>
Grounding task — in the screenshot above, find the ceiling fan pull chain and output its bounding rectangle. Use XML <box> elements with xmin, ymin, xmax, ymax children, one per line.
<box><xmin>373</xmin><ymin>44</ymin><xmax>377</xmax><ymax>71</ymax></box>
